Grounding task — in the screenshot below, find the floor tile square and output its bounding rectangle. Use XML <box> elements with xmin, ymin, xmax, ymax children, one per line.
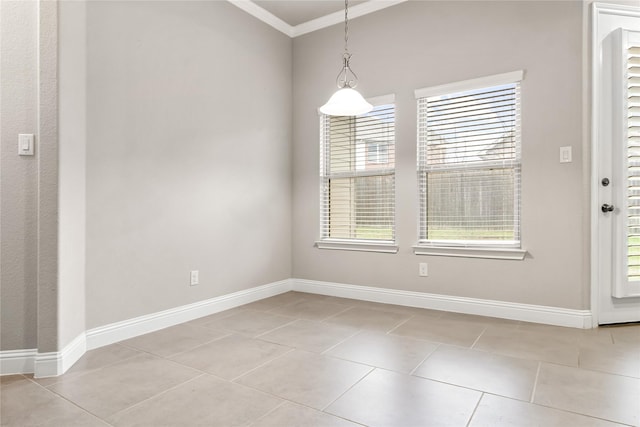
<box><xmin>270</xmin><ymin>299</ymin><xmax>350</xmax><ymax>321</ymax></box>
<box><xmin>248</xmin><ymin>401</ymin><xmax>360</xmax><ymax>427</ymax></box>
<box><xmin>579</xmin><ymin>340</ymin><xmax>640</xmax><ymax>378</ymax></box>
<box><xmin>413</xmin><ymin>344</ymin><xmax>539</xmax><ymax>401</ymax></box>
<box><xmin>470</xmin><ymin>394</ymin><xmax>625</xmax><ymax>427</ymax></box>
<box><xmin>533</xmin><ymin>362</ymin><xmax>640</xmax><ymax>426</ymax></box>
<box><xmin>258</xmin><ymin>319</ymin><xmax>357</xmax><ymax>353</ymax></box>
<box><xmin>323</xmin><ymin>306</ymin><xmax>410</xmax><ymax>332</ymax></box>
<box><xmin>473</xmin><ymin>324</ymin><xmax>579</xmax><ymax>366</ymax></box>
<box><xmin>200</xmin><ymin>310</ymin><xmax>295</xmax><ymax>337</ymax></box>
<box><xmin>242</xmin><ymin>292</ymin><xmax>311</xmax><ymax>311</ymax></box>
<box><xmin>610</xmin><ymin>323</ymin><xmax>640</xmax><ymax>345</ymax></box>
<box><xmin>48</xmin><ymin>354</ymin><xmax>200</xmax><ymax>419</ymax></box>
<box><xmin>1</xmin><ymin>378</ymin><xmax>108</xmax><ymax>426</ymax></box>
<box><xmin>184</xmin><ymin>307</ymin><xmax>248</xmax><ymax>326</ymax></box>
<box><xmin>236</xmin><ymin>350</ymin><xmax>372</xmax><ymax>410</ymax></box>
<box><xmin>391</xmin><ymin>314</ymin><xmax>487</xmax><ymax>347</ymax></box>
<box><xmin>120</xmin><ymin>323</ymin><xmax>228</xmax><ymax>357</ymax></box>
<box><xmin>325</xmin><ymin>331</ymin><xmax>439</xmax><ymax>373</ymax></box>
<box><xmin>110</xmin><ymin>374</ymin><xmax>282</xmax><ymax>426</ymax></box>
<box><xmin>170</xmin><ymin>334</ymin><xmax>290</xmax><ymax>380</ymax></box>
<box><xmin>35</xmin><ymin>344</ymin><xmax>144</xmax><ymax>387</ymax></box>
<box><xmin>326</xmin><ymin>368</ymin><xmax>481</xmax><ymax>426</ymax></box>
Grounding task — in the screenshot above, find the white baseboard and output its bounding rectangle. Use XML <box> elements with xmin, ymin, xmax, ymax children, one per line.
<box><xmin>0</xmin><ymin>349</ymin><xmax>37</xmax><ymax>376</ymax></box>
<box><xmin>292</xmin><ymin>279</ymin><xmax>593</xmax><ymax>329</ymax></box>
<box><xmin>1</xmin><ymin>279</ymin><xmax>292</xmax><ymax>377</ymax></box>
<box><xmin>0</xmin><ymin>333</ymin><xmax>86</xmax><ymax>378</ymax></box>
<box><xmin>85</xmin><ymin>279</ymin><xmax>293</xmax><ymax>350</ymax></box>
<box><xmin>2</xmin><ymin>277</ymin><xmax>593</xmax><ymax>378</ymax></box>
<box><xmin>33</xmin><ymin>333</ymin><xmax>87</xmax><ymax>378</ymax></box>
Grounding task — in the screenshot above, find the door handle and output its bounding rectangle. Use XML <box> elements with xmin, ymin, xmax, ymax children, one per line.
<box><xmin>601</xmin><ymin>203</ymin><xmax>615</xmax><ymax>213</ymax></box>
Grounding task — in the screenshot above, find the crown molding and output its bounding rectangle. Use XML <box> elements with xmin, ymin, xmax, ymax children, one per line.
<box><xmin>292</xmin><ymin>0</ymin><xmax>408</xmax><ymax>37</ymax></box>
<box><xmin>228</xmin><ymin>0</ymin><xmax>409</xmax><ymax>38</ymax></box>
<box><xmin>228</xmin><ymin>0</ymin><xmax>294</xmax><ymax>37</ymax></box>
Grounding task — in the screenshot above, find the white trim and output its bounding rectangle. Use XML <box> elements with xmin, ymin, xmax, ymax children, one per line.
<box><xmin>413</xmin><ymin>245</ymin><xmax>527</xmax><ymax>260</ymax></box>
<box><xmin>315</xmin><ymin>240</ymin><xmax>399</xmax><ymax>254</ymax></box>
<box><xmin>0</xmin><ymin>333</ymin><xmax>86</xmax><ymax>378</ymax></box>
<box><xmin>367</xmin><ymin>94</ymin><xmax>395</xmax><ymax>106</ymax></box>
<box><xmin>292</xmin><ymin>279</ymin><xmax>593</xmax><ymax>329</ymax></box>
<box><xmin>34</xmin><ymin>333</ymin><xmax>86</xmax><ymax>378</ymax></box>
<box><xmin>227</xmin><ymin>0</ymin><xmax>293</xmax><ymax>37</ymax></box>
<box><xmin>85</xmin><ymin>279</ymin><xmax>293</xmax><ymax>350</ymax></box>
<box><xmin>591</xmin><ymin>3</ymin><xmax>640</xmax><ymax>326</ymax></box>
<box><xmin>227</xmin><ymin>0</ymin><xmax>409</xmax><ymax>38</ymax></box>
<box><xmin>0</xmin><ymin>349</ymin><xmax>37</xmax><ymax>376</ymax></box>
<box><xmin>415</xmin><ymin>70</ymin><xmax>524</xmax><ymax>99</ymax></box>
<box><xmin>291</xmin><ymin>1</ymin><xmax>409</xmax><ymax>37</ymax></box>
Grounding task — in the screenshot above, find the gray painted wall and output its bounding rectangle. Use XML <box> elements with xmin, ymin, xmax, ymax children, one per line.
<box><xmin>58</xmin><ymin>0</ymin><xmax>87</xmax><ymax>348</ymax></box>
<box><xmin>0</xmin><ymin>0</ymin><xmax>39</xmax><ymax>351</ymax></box>
<box><xmin>292</xmin><ymin>1</ymin><xmax>588</xmax><ymax>310</ymax></box>
<box><xmin>85</xmin><ymin>1</ymin><xmax>293</xmax><ymax>328</ymax></box>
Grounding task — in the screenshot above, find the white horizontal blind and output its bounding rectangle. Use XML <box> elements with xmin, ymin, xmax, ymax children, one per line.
<box><xmin>417</xmin><ymin>81</ymin><xmax>521</xmax><ymax>245</ymax></box>
<box><xmin>320</xmin><ymin>104</ymin><xmax>395</xmax><ymax>242</ymax></box>
<box><xmin>626</xmin><ymin>43</ymin><xmax>640</xmax><ymax>281</ymax></box>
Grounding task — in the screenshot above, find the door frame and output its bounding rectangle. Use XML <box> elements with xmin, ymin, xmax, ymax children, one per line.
<box><xmin>591</xmin><ymin>2</ymin><xmax>640</xmax><ymax>326</ymax></box>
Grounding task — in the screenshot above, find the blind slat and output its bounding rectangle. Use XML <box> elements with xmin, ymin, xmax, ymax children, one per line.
<box><xmin>320</xmin><ymin>104</ymin><xmax>396</xmax><ymax>242</ymax></box>
<box><xmin>417</xmin><ymin>80</ymin><xmax>521</xmax><ymax>243</ymax></box>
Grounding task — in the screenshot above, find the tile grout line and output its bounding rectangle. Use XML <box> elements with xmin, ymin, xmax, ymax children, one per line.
<box><xmin>33</xmin><ymin>347</ymin><xmax>148</xmax><ymax>389</ymax></box>
<box><xmin>320</xmin><ymin>329</ymin><xmax>363</xmax><ymax>355</ymax></box>
<box><xmin>469</xmin><ymin>326</ymin><xmax>489</xmax><ymax>349</ymax></box>
<box><xmin>320</xmin><ymin>366</ymin><xmax>376</xmax><ymax>412</ymax></box>
<box><xmin>465</xmin><ymin>392</ymin><xmax>485</xmax><ymax>427</ymax></box>
<box><xmin>253</xmin><ymin>318</ymin><xmax>301</xmax><ymax>339</ymax></box>
<box><xmin>106</xmin><ymin>373</ymin><xmax>208</xmax><ymax>422</ymax></box>
<box><xmin>385</xmin><ymin>313</ymin><xmax>414</xmax><ymax>335</ymax></box>
<box><xmin>320</xmin><ymin>305</ymin><xmax>356</xmax><ymax>323</ymax></box>
<box><xmin>243</xmin><ymin>400</ymin><xmax>289</xmax><ymax>427</ymax></box>
<box><xmin>408</xmin><ymin>343</ymin><xmax>441</xmax><ymax>376</ymax></box>
<box><xmin>529</xmin><ymin>362</ymin><xmax>542</xmax><ymax>403</ymax></box>
<box><xmin>23</xmin><ymin>375</ymin><xmax>115</xmax><ymax>426</ymax></box>
<box><xmin>230</xmin><ymin>347</ymin><xmax>297</xmax><ymax>383</ymax></box>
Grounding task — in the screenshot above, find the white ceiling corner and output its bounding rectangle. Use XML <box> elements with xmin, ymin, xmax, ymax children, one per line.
<box><xmin>228</xmin><ymin>0</ymin><xmax>409</xmax><ymax>38</ymax></box>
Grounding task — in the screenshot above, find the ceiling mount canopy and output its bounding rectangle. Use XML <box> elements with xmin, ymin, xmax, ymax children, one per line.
<box><xmin>319</xmin><ymin>0</ymin><xmax>373</xmax><ymax>116</ymax></box>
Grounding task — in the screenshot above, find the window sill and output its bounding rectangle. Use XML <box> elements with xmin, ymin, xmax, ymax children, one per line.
<box><xmin>315</xmin><ymin>240</ymin><xmax>399</xmax><ymax>254</ymax></box>
<box><xmin>413</xmin><ymin>245</ymin><xmax>527</xmax><ymax>260</ymax></box>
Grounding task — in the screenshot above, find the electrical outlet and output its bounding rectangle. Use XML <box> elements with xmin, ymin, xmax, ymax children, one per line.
<box><xmin>419</xmin><ymin>263</ymin><xmax>428</xmax><ymax>277</ymax></box>
<box><xmin>190</xmin><ymin>270</ymin><xmax>199</xmax><ymax>286</ymax></box>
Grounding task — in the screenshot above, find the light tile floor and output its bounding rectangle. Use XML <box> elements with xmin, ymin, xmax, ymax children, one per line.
<box><xmin>1</xmin><ymin>291</ymin><xmax>639</xmax><ymax>426</ymax></box>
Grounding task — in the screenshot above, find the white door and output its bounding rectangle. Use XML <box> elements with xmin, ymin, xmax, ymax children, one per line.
<box><xmin>594</xmin><ymin>3</ymin><xmax>640</xmax><ymax>325</ymax></box>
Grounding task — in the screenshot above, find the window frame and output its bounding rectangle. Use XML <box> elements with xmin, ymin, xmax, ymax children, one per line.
<box><xmin>413</xmin><ymin>71</ymin><xmax>527</xmax><ymax>260</ymax></box>
<box><xmin>315</xmin><ymin>94</ymin><xmax>398</xmax><ymax>254</ymax></box>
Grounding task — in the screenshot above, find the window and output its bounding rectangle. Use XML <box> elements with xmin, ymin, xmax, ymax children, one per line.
<box><xmin>415</xmin><ymin>71</ymin><xmax>526</xmax><ymax>260</ymax></box>
<box><xmin>317</xmin><ymin>97</ymin><xmax>397</xmax><ymax>253</ymax></box>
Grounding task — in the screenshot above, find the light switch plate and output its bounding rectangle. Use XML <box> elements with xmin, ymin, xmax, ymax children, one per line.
<box><xmin>560</xmin><ymin>146</ymin><xmax>572</xmax><ymax>163</ymax></box>
<box><xmin>18</xmin><ymin>134</ymin><xmax>34</xmax><ymax>156</ymax></box>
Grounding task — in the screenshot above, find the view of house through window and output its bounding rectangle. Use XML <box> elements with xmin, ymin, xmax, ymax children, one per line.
<box><xmin>417</xmin><ymin>76</ymin><xmax>522</xmax><ymax>246</ymax></box>
<box><xmin>320</xmin><ymin>103</ymin><xmax>396</xmax><ymax>242</ymax></box>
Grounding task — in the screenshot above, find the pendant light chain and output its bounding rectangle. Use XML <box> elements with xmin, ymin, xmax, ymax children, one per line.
<box><xmin>344</xmin><ymin>0</ymin><xmax>349</xmax><ymax>54</ymax></box>
<box><xmin>319</xmin><ymin>0</ymin><xmax>373</xmax><ymax>116</ymax></box>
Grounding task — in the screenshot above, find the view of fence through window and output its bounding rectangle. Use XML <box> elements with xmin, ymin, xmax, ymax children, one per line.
<box><xmin>320</xmin><ymin>104</ymin><xmax>395</xmax><ymax>241</ymax></box>
<box><xmin>418</xmin><ymin>82</ymin><xmax>521</xmax><ymax>244</ymax></box>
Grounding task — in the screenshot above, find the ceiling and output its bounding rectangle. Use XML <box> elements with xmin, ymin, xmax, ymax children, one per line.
<box><xmin>253</xmin><ymin>1</ymin><xmax>366</xmax><ymax>27</ymax></box>
<box><xmin>229</xmin><ymin>0</ymin><xmax>407</xmax><ymax>38</ymax></box>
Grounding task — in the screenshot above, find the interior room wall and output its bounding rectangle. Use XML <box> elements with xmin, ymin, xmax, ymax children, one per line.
<box><xmin>292</xmin><ymin>1</ymin><xmax>588</xmax><ymax>310</ymax></box>
<box><xmin>0</xmin><ymin>0</ymin><xmax>39</xmax><ymax>351</ymax></box>
<box><xmin>84</xmin><ymin>0</ymin><xmax>293</xmax><ymax>329</ymax></box>
<box><xmin>58</xmin><ymin>0</ymin><xmax>87</xmax><ymax>349</ymax></box>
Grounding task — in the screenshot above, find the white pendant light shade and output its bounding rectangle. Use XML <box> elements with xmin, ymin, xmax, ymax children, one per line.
<box><xmin>320</xmin><ymin>0</ymin><xmax>373</xmax><ymax>117</ymax></box>
<box><xmin>320</xmin><ymin>87</ymin><xmax>373</xmax><ymax>116</ymax></box>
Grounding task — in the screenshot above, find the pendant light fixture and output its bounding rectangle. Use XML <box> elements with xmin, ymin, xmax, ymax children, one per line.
<box><xmin>319</xmin><ymin>0</ymin><xmax>373</xmax><ymax>116</ymax></box>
